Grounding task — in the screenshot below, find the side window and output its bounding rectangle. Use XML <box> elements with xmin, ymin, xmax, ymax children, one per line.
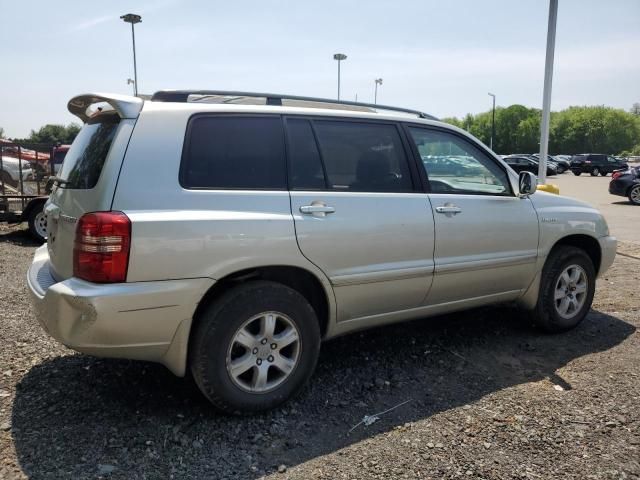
<box><xmin>408</xmin><ymin>127</ymin><xmax>511</xmax><ymax>195</ymax></box>
<box><xmin>181</xmin><ymin>116</ymin><xmax>286</xmax><ymax>189</ymax></box>
<box><xmin>607</xmin><ymin>156</ymin><xmax>618</xmax><ymax>163</ymax></box>
<box><xmin>286</xmin><ymin>118</ymin><xmax>326</xmax><ymax>190</ymax></box>
<box><xmin>312</xmin><ymin>120</ymin><xmax>413</xmax><ymax>192</ymax></box>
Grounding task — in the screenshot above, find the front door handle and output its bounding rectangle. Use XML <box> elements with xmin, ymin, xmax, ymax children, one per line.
<box><xmin>300</xmin><ymin>203</ymin><xmax>335</xmax><ymax>217</ymax></box>
<box><xmin>435</xmin><ymin>204</ymin><xmax>462</xmax><ymax>215</ymax></box>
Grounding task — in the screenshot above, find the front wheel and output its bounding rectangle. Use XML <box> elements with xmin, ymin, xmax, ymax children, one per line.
<box><xmin>27</xmin><ymin>203</ymin><xmax>47</xmax><ymax>243</ymax></box>
<box><xmin>591</xmin><ymin>167</ymin><xmax>600</xmax><ymax>176</ymax></box>
<box><xmin>530</xmin><ymin>246</ymin><xmax>596</xmax><ymax>333</ymax></box>
<box><xmin>600</xmin><ymin>171</ymin><xmax>608</xmax><ymax>176</ymax></box>
<box><xmin>629</xmin><ymin>185</ymin><xmax>640</xmax><ymax>205</ymax></box>
<box><xmin>573</xmin><ymin>171</ymin><xmax>582</xmax><ymax>176</ymax></box>
<box><xmin>190</xmin><ymin>281</ymin><xmax>321</xmax><ymax>414</ymax></box>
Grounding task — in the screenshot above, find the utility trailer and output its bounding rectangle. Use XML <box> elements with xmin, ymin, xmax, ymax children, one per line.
<box><xmin>0</xmin><ymin>142</ymin><xmax>62</xmax><ymax>242</ymax></box>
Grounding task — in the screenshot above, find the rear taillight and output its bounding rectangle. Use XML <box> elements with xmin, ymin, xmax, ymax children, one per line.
<box><xmin>73</xmin><ymin>211</ymin><xmax>131</xmax><ymax>283</ymax></box>
<box><xmin>612</xmin><ymin>171</ymin><xmax>623</xmax><ymax>179</ymax></box>
<box><xmin>584</xmin><ymin>160</ymin><xmax>591</xmax><ymax>163</ymax></box>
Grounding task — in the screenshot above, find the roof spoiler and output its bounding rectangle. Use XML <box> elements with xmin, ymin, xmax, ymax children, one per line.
<box><xmin>67</xmin><ymin>93</ymin><xmax>143</xmax><ymax>123</ymax></box>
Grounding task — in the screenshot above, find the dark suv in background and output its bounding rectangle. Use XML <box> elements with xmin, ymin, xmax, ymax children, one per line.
<box><xmin>570</xmin><ymin>154</ymin><xmax>627</xmax><ymax>176</ymax></box>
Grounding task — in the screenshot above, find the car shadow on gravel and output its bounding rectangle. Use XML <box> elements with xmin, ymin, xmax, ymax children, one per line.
<box><xmin>11</xmin><ymin>308</ymin><xmax>635</xmax><ymax>479</ymax></box>
<box><xmin>0</xmin><ymin>227</ymin><xmax>41</xmax><ymax>247</ymax></box>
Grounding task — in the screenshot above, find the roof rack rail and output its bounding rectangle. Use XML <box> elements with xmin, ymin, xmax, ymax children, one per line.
<box><xmin>150</xmin><ymin>90</ymin><xmax>438</xmax><ymax>120</ymax></box>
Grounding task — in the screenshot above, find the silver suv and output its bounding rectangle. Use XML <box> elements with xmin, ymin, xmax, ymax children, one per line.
<box><xmin>27</xmin><ymin>91</ymin><xmax>617</xmax><ymax>413</ymax></box>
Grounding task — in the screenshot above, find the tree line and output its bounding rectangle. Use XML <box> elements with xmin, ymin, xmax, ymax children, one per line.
<box><xmin>443</xmin><ymin>104</ymin><xmax>640</xmax><ymax>156</ymax></box>
<box><xmin>0</xmin><ymin>123</ymin><xmax>81</xmax><ymax>145</ymax></box>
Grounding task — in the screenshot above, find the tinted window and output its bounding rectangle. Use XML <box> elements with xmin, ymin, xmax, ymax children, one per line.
<box><xmin>408</xmin><ymin>127</ymin><xmax>511</xmax><ymax>195</ymax></box>
<box><xmin>286</xmin><ymin>118</ymin><xmax>326</xmax><ymax>190</ymax></box>
<box><xmin>312</xmin><ymin>121</ymin><xmax>412</xmax><ymax>192</ymax></box>
<box><xmin>58</xmin><ymin>114</ymin><xmax>119</xmax><ymax>189</ymax></box>
<box><xmin>182</xmin><ymin>116</ymin><xmax>286</xmax><ymax>189</ymax></box>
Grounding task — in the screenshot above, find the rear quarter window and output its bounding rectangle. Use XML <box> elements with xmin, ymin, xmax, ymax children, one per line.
<box><xmin>181</xmin><ymin>115</ymin><xmax>286</xmax><ymax>190</ymax></box>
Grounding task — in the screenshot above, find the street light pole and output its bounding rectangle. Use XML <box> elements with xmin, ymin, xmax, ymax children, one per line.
<box><xmin>121</xmin><ymin>13</ymin><xmax>142</xmax><ymax>97</ymax></box>
<box><xmin>537</xmin><ymin>0</ymin><xmax>558</xmax><ymax>185</ymax></box>
<box><xmin>488</xmin><ymin>93</ymin><xmax>496</xmax><ymax>150</ymax></box>
<box><xmin>374</xmin><ymin>78</ymin><xmax>383</xmax><ymax>104</ymax></box>
<box><xmin>333</xmin><ymin>53</ymin><xmax>347</xmax><ymax>100</ymax></box>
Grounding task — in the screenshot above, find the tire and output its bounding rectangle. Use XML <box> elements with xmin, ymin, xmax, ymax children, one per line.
<box><xmin>600</xmin><ymin>171</ymin><xmax>608</xmax><ymax>176</ymax></box>
<box><xmin>190</xmin><ymin>280</ymin><xmax>321</xmax><ymax>414</ymax></box>
<box><xmin>573</xmin><ymin>171</ymin><xmax>582</xmax><ymax>176</ymax></box>
<box><xmin>590</xmin><ymin>167</ymin><xmax>600</xmax><ymax>176</ymax></box>
<box><xmin>27</xmin><ymin>203</ymin><xmax>47</xmax><ymax>243</ymax></box>
<box><xmin>530</xmin><ymin>246</ymin><xmax>596</xmax><ymax>333</ymax></box>
<box><xmin>628</xmin><ymin>185</ymin><xmax>640</xmax><ymax>205</ymax></box>
<box><xmin>557</xmin><ymin>166</ymin><xmax>565</xmax><ymax>174</ymax></box>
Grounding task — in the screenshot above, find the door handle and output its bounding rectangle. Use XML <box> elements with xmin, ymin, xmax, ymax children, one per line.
<box><xmin>435</xmin><ymin>204</ymin><xmax>462</xmax><ymax>215</ymax></box>
<box><xmin>300</xmin><ymin>204</ymin><xmax>335</xmax><ymax>217</ymax></box>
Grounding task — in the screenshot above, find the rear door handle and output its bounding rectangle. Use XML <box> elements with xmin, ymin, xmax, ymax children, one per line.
<box><xmin>300</xmin><ymin>204</ymin><xmax>335</xmax><ymax>217</ymax></box>
<box><xmin>435</xmin><ymin>204</ymin><xmax>462</xmax><ymax>215</ymax></box>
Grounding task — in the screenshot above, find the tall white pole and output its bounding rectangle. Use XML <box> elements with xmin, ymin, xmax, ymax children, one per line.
<box><xmin>538</xmin><ymin>0</ymin><xmax>558</xmax><ymax>184</ymax></box>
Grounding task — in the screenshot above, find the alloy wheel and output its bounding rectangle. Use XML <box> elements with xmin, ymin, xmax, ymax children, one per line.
<box><xmin>553</xmin><ymin>265</ymin><xmax>588</xmax><ymax>319</ymax></box>
<box><xmin>226</xmin><ymin>311</ymin><xmax>300</xmax><ymax>393</ymax></box>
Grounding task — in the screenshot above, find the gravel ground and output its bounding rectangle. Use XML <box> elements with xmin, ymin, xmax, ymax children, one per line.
<box><xmin>1</xmin><ymin>223</ymin><xmax>639</xmax><ymax>480</ymax></box>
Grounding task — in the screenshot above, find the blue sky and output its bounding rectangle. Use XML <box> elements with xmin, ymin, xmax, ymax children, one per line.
<box><xmin>1</xmin><ymin>0</ymin><xmax>638</xmax><ymax>137</ymax></box>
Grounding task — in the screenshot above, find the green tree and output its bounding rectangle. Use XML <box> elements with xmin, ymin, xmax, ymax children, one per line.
<box><xmin>550</xmin><ymin>106</ymin><xmax>640</xmax><ymax>154</ymax></box>
<box><xmin>630</xmin><ymin>103</ymin><xmax>640</xmax><ymax>116</ymax></box>
<box><xmin>0</xmin><ymin>126</ymin><xmax>4</xmax><ymax>139</ymax></box>
<box><xmin>27</xmin><ymin>123</ymin><xmax>81</xmax><ymax>144</ymax></box>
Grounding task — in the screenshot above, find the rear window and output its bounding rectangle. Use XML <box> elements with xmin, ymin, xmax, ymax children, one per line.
<box><xmin>181</xmin><ymin>116</ymin><xmax>286</xmax><ymax>190</ymax></box>
<box><xmin>58</xmin><ymin>114</ymin><xmax>120</xmax><ymax>189</ymax></box>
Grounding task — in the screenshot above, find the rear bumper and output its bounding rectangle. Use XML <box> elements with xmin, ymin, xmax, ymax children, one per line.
<box><xmin>27</xmin><ymin>245</ymin><xmax>214</xmax><ymax>376</ymax></box>
<box><xmin>598</xmin><ymin>235</ymin><xmax>617</xmax><ymax>277</ymax></box>
<box><xmin>608</xmin><ymin>181</ymin><xmax>627</xmax><ymax>196</ymax></box>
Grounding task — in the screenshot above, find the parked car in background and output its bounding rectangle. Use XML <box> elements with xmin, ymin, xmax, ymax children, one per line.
<box><xmin>531</xmin><ymin>154</ymin><xmax>570</xmax><ymax>173</ymax></box>
<box><xmin>1</xmin><ymin>156</ymin><xmax>34</xmax><ymax>187</ymax></box>
<box><xmin>503</xmin><ymin>155</ymin><xmax>557</xmax><ymax>176</ymax></box>
<box><xmin>555</xmin><ymin>155</ymin><xmax>572</xmax><ymax>163</ymax></box>
<box><xmin>570</xmin><ymin>154</ymin><xmax>628</xmax><ymax>176</ymax></box>
<box><xmin>609</xmin><ymin>166</ymin><xmax>640</xmax><ymax>205</ymax></box>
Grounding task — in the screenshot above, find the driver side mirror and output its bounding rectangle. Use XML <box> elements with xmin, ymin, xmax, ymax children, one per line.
<box><xmin>518</xmin><ymin>171</ymin><xmax>537</xmax><ymax>196</ymax></box>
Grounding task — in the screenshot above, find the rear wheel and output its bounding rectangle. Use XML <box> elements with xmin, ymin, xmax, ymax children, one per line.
<box><xmin>530</xmin><ymin>246</ymin><xmax>595</xmax><ymax>333</ymax></box>
<box><xmin>600</xmin><ymin>171</ymin><xmax>608</xmax><ymax>176</ymax></box>
<box><xmin>190</xmin><ymin>281</ymin><xmax>321</xmax><ymax>414</ymax></box>
<box><xmin>27</xmin><ymin>203</ymin><xmax>47</xmax><ymax>243</ymax></box>
<box><xmin>573</xmin><ymin>171</ymin><xmax>582</xmax><ymax>176</ymax></box>
<box><xmin>590</xmin><ymin>167</ymin><xmax>600</xmax><ymax>176</ymax></box>
<box><xmin>629</xmin><ymin>185</ymin><xmax>640</xmax><ymax>205</ymax></box>
<box><xmin>557</xmin><ymin>166</ymin><xmax>566</xmax><ymax>174</ymax></box>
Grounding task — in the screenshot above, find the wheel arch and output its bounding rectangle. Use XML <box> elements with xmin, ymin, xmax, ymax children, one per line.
<box><xmin>551</xmin><ymin>234</ymin><xmax>602</xmax><ymax>275</ymax></box>
<box><xmin>19</xmin><ymin>197</ymin><xmax>47</xmax><ymax>222</ymax></box>
<box><xmin>191</xmin><ymin>265</ymin><xmax>333</xmax><ymax>342</ymax></box>
<box><xmin>518</xmin><ymin>233</ymin><xmax>603</xmax><ymax>310</ymax></box>
<box><xmin>626</xmin><ymin>182</ymin><xmax>640</xmax><ymax>196</ymax></box>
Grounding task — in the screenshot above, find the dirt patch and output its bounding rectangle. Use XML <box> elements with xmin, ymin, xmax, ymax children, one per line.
<box><xmin>0</xmin><ymin>223</ymin><xmax>638</xmax><ymax>479</ymax></box>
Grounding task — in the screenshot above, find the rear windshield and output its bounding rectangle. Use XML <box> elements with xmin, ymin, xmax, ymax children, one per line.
<box><xmin>58</xmin><ymin>114</ymin><xmax>119</xmax><ymax>189</ymax></box>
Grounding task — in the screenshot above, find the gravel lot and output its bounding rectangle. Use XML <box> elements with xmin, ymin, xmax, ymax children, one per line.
<box><xmin>1</xmin><ymin>223</ymin><xmax>639</xmax><ymax>480</ymax></box>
